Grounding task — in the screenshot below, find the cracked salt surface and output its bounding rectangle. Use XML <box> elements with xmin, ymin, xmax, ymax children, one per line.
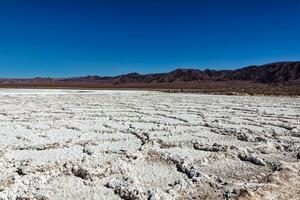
<box><xmin>0</xmin><ymin>89</ymin><xmax>299</xmax><ymax>199</ymax></box>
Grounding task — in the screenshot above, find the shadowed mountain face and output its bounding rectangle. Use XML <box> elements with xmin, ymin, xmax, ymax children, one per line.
<box><xmin>0</xmin><ymin>61</ymin><xmax>299</xmax><ymax>86</ymax></box>
<box><xmin>195</xmin><ymin>61</ymin><xmax>300</xmax><ymax>84</ymax></box>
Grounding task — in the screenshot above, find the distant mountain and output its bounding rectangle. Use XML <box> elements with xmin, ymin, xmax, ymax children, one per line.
<box><xmin>0</xmin><ymin>61</ymin><xmax>299</xmax><ymax>86</ymax></box>
<box><xmin>220</xmin><ymin>62</ymin><xmax>300</xmax><ymax>84</ymax></box>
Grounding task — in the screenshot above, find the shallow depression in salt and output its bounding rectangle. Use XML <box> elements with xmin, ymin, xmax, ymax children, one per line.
<box><xmin>0</xmin><ymin>89</ymin><xmax>299</xmax><ymax>200</ymax></box>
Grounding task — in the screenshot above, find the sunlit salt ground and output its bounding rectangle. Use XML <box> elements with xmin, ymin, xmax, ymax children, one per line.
<box><xmin>0</xmin><ymin>89</ymin><xmax>299</xmax><ymax>200</ymax></box>
<box><xmin>0</xmin><ymin>89</ymin><xmax>138</xmax><ymax>94</ymax></box>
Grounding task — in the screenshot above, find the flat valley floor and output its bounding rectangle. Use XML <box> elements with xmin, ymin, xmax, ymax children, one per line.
<box><xmin>0</xmin><ymin>89</ymin><xmax>299</xmax><ymax>200</ymax></box>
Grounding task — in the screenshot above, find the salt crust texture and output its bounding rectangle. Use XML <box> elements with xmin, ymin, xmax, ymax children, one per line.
<box><xmin>0</xmin><ymin>89</ymin><xmax>299</xmax><ymax>200</ymax></box>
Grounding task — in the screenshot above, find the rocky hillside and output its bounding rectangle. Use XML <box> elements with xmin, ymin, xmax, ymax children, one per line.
<box><xmin>0</xmin><ymin>61</ymin><xmax>299</xmax><ymax>86</ymax></box>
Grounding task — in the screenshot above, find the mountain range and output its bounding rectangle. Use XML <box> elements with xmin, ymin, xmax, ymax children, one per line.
<box><xmin>0</xmin><ymin>61</ymin><xmax>299</xmax><ymax>90</ymax></box>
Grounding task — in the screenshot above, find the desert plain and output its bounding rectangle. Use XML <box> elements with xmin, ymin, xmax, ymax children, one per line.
<box><xmin>0</xmin><ymin>89</ymin><xmax>299</xmax><ymax>200</ymax></box>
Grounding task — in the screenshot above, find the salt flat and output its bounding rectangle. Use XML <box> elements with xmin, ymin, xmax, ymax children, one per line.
<box><xmin>0</xmin><ymin>89</ymin><xmax>299</xmax><ymax>200</ymax></box>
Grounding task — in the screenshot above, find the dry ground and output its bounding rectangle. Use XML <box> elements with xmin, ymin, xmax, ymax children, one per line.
<box><xmin>0</xmin><ymin>81</ymin><xmax>299</xmax><ymax>96</ymax></box>
<box><xmin>0</xmin><ymin>89</ymin><xmax>299</xmax><ymax>200</ymax></box>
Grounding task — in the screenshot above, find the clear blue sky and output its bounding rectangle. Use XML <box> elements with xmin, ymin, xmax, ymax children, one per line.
<box><xmin>0</xmin><ymin>0</ymin><xmax>299</xmax><ymax>77</ymax></box>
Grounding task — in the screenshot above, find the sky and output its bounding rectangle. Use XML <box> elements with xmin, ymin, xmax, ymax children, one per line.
<box><xmin>0</xmin><ymin>0</ymin><xmax>299</xmax><ymax>77</ymax></box>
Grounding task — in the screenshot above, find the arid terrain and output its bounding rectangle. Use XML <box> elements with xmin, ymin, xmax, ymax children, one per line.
<box><xmin>0</xmin><ymin>89</ymin><xmax>299</xmax><ymax>200</ymax></box>
<box><xmin>0</xmin><ymin>61</ymin><xmax>299</xmax><ymax>96</ymax></box>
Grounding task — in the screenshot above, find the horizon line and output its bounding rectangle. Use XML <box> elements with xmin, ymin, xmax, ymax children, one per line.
<box><xmin>0</xmin><ymin>60</ymin><xmax>299</xmax><ymax>79</ymax></box>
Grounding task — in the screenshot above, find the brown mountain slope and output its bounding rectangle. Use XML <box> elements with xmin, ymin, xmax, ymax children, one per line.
<box><xmin>68</xmin><ymin>61</ymin><xmax>300</xmax><ymax>85</ymax></box>
<box><xmin>0</xmin><ymin>61</ymin><xmax>299</xmax><ymax>89</ymax></box>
